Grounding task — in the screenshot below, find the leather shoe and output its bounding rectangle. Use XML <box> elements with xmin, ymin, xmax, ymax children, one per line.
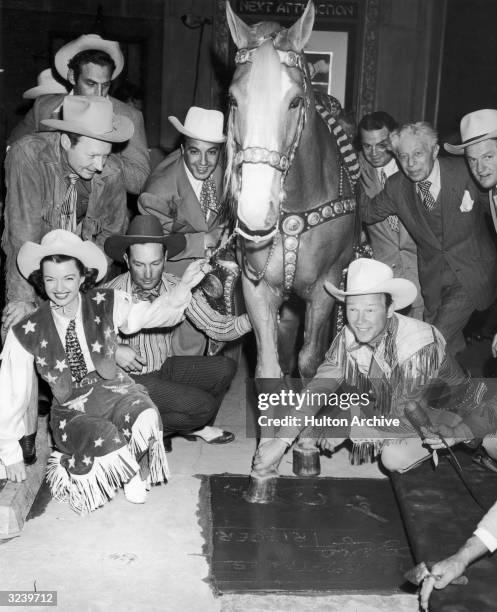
<box><xmin>184</xmin><ymin>430</ymin><xmax>235</xmax><ymax>444</ymax></box>
<box><xmin>19</xmin><ymin>433</ymin><xmax>37</xmax><ymax>466</ymax></box>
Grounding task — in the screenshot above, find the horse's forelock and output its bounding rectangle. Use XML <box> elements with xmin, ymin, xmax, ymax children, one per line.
<box><xmin>246</xmin><ymin>21</ymin><xmax>282</xmax><ymax>47</ymax></box>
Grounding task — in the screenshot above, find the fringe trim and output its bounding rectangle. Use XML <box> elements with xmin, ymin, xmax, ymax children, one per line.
<box><xmin>343</xmin><ymin>341</ymin><xmax>442</xmax><ymax>417</ymax></box>
<box><xmin>128</xmin><ymin>408</ymin><xmax>169</xmax><ymax>482</ymax></box>
<box><xmin>46</xmin><ymin>447</ymin><xmax>139</xmax><ymax>515</ymax></box>
<box><xmin>349</xmin><ymin>440</ymin><xmax>384</xmax><ymax>465</ymax></box>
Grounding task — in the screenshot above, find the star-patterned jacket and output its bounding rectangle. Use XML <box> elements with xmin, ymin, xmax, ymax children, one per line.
<box><xmin>0</xmin><ymin>282</ymin><xmax>193</xmax><ymax>467</ymax></box>
<box><xmin>12</xmin><ymin>288</ymin><xmax>118</xmax><ymax>404</ymax></box>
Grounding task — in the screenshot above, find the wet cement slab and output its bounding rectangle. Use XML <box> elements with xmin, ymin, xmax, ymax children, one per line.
<box><xmin>202</xmin><ymin>474</ymin><xmax>412</xmax><ymax>595</ymax></box>
<box><xmin>391</xmin><ymin>448</ymin><xmax>497</xmax><ymax>612</ymax></box>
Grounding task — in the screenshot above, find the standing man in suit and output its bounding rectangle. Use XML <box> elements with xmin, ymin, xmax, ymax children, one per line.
<box><xmin>138</xmin><ymin>106</ymin><xmax>229</xmax><ymax>355</ymax></box>
<box><xmin>359</xmin><ymin>121</ymin><xmax>497</xmax><ymax>356</ymax></box>
<box><xmin>8</xmin><ymin>34</ymin><xmax>150</xmax><ymax>195</ymax></box>
<box><xmin>444</xmin><ymin>109</ymin><xmax>497</xmax><ymax>352</ymax></box>
<box><xmin>358</xmin><ymin>111</ymin><xmax>423</xmax><ymax>319</ymax></box>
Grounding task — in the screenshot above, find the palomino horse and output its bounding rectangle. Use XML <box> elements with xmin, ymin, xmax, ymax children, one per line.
<box><xmin>225</xmin><ymin>1</ymin><xmax>357</xmax><ymax>380</ymax></box>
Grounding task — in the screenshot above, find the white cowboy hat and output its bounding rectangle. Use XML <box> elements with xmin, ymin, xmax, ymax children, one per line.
<box><xmin>23</xmin><ymin>69</ymin><xmax>68</xmax><ymax>99</ymax></box>
<box><xmin>168</xmin><ymin>106</ymin><xmax>226</xmax><ymax>143</ymax></box>
<box><xmin>42</xmin><ymin>95</ymin><xmax>134</xmax><ymax>143</ymax></box>
<box><xmin>55</xmin><ymin>34</ymin><xmax>124</xmax><ymax>80</ymax></box>
<box><xmin>324</xmin><ymin>258</ymin><xmax>417</xmax><ymax>311</ymax></box>
<box><xmin>444</xmin><ymin>109</ymin><xmax>497</xmax><ymax>155</ymax></box>
<box><xmin>18</xmin><ymin>229</ymin><xmax>108</xmax><ymax>282</ymax></box>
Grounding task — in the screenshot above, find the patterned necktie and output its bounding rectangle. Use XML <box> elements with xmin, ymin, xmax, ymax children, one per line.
<box><xmin>417</xmin><ymin>180</ymin><xmax>436</xmax><ymax>211</ymax></box>
<box><xmin>65</xmin><ymin>319</ymin><xmax>88</xmax><ymax>382</ymax></box>
<box><xmin>60</xmin><ymin>173</ymin><xmax>79</xmax><ymax>233</ymax></box>
<box><xmin>380</xmin><ymin>169</ymin><xmax>400</xmax><ymax>232</ymax></box>
<box><xmin>199</xmin><ymin>176</ymin><xmax>218</xmax><ymax>221</ymax></box>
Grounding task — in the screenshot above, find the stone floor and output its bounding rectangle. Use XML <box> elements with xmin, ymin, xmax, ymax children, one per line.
<box><xmin>0</xmin><ymin>337</ymin><xmax>493</xmax><ymax>612</ymax></box>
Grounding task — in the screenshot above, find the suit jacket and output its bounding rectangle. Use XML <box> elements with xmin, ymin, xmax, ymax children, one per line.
<box><xmin>359</xmin><ymin>153</ymin><xmax>423</xmax><ymax>315</ymax></box>
<box><xmin>137</xmin><ymin>149</ymin><xmax>227</xmax><ymax>276</ymax></box>
<box><xmin>8</xmin><ymin>93</ymin><xmax>150</xmax><ymax>195</ymax></box>
<box><xmin>476</xmin><ymin>501</ymin><xmax>497</xmax><ymax>549</ymax></box>
<box><xmin>359</xmin><ymin>156</ymin><xmax>497</xmax><ymax>313</ymax></box>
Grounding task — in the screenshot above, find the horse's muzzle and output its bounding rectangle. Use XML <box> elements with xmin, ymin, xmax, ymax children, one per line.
<box><xmin>236</xmin><ymin>219</ymin><xmax>278</xmax><ymax>243</ymax></box>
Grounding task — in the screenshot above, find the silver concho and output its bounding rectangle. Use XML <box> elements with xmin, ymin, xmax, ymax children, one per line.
<box><xmin>307</xmin><ymin>211</ymin><xmax>321</xmax><ymax>226</ymax></box>
<box><xmin>322</xmin><ymin>205</ymin><xmax>333</xmax><ymax>218</ymax></box>
<box><xmin>284</xmin><ymin>236</ymin><xmax>299</xmax><ymax>250</ymax></box>
<box><xmin>282</xmin><ymin>215</ymin><xmax>305</xmax><ymax>236</ymax></box>
<box><xmin>235</xmin><ymin>49</ymin><xmax>251</xmax><ymax>64</ymax></box>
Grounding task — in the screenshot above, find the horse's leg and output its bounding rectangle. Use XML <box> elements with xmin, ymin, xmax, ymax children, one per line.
<box><xmin>277</xmin><ymin>299</ymin><xmax>301</xmax><ymax>376</ymax></box>
<box><xmin>299</xmin><ymin>288</ymin><xmax>336</xmax><ymax>381</ymax></box>
<box><xmin>295</xmin><ymin>284</ymin><xmax>337</xmax><ymax>455</ymax></box>
<box><xmin>242</xmin><ymin>274</ymin><xmax>283</xmax><ymax>379</ymax></box>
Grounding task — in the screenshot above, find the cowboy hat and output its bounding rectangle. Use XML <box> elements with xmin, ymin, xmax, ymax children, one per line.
<box><xmin>23</xmin><ymin>69</ymin><xmax>68</xmax><ymax>99</ymax></box>
<box><xmin>18</xmin><ymin>229</ymin><xmax>108</xmax><ymax>282</ymax></box>
<box><xmin>55</xmin><ymin>34</ymin><xmax>124</xmax><ymax>80</ymax></box>
<box><xmin>169</xmin><ymin>106</ymin><xmax>226</xmax><ymax>143</ymax></box>
<box><xmin>324</xmin><ymin>258</ymin><xmax>417</xmax><ymax>311</ymax></box>
<box><xmin>42</xmin><ymin>95</ymin><xmax>134</xmax><ymax>143</ymax></box>
<box><xmin>104</xmin><ymin>215</ymin><xmax>187</xmax><ymax>263</ymax></box>
<box><xmin>444</xmin><ymin>109</ymin><xmax>497</xmax><ymax>155</ymax></box>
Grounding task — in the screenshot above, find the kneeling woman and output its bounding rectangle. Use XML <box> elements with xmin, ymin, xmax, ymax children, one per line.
<box><xmin>0</xmin><ymin>230</ymin><xmax>207</xmax><ymax>513</ymax></box>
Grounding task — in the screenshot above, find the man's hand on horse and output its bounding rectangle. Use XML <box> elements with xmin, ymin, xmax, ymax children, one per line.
<box><xmin>115</xmin><ymin>345</ymin><xmax>146</xmax><ymax>373</ymax></box>
<box><xmin>181</xmin><ymin>259</ymin><xmax>212</xmax><ymax>290</ymax></box>
<box><xmin>6</xmin><ymin>461</ymin><xmax>27</xmax><ymax>483</ymax></box>
<box><xmin>253</xmin><ymin>438</ymin><xmax>288</xmax><ymax>474</ymax></box>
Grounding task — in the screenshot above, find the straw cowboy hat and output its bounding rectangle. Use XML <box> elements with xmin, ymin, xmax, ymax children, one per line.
<box><xmin>55</xmin><ymin>33</ymin><xmax>124</xmax><ymax>80</ymax></box>
<box><xmin>104</xmin><ymin>215</ymin><xmax>187</xmax><ymax>263</ymax></box>
<box><xmin>18</xmin><ymin>230</ymin><xmax>108</xmax><ymax>282</ymax></box>
<box><xmin>23</xmin><ymin>69</ymin><xmax>68</xmax><ymax>99</ymax></box>
<box><xmin>42</xmin><ymin>95</ymin><xmax>134</xmax><ymax>143</ymax></box>
<box><xmin>444</xmin><ymin>109</ymin><xmax>497</xmax><ymax>155</ymax></box>
<box><xmin>324</xmin><ymin>258</ymin><xmax>417</xmax><ymax>311</ymax></box>
<box><xmin>169</xmin><ymin>106</ymin><xmax>226</xmax><ymax>143</ymax></box>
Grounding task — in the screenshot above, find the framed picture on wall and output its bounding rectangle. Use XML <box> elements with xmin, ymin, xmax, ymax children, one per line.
<box><xmin>305</xmin><ymin>51</ymin><xmax>332</xmax><ymax>95</ymax></box>
<box><xmin>305</xmin><ymin>31</ymin><xmax>348</xmax><ymax>106</ymax></box>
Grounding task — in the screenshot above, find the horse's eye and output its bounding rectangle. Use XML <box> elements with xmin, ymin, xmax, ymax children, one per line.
<box><xmin>289</xmin><ymin>96</ymin><xmax>303</xmax><ymax>110</ymax></box>
<box><xmin>229</xmin><ymin>94</ymin><xmax>238</xmax><ymax>109</ymax></box>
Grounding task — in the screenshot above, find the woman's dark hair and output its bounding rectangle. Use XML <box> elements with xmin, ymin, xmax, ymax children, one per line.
<box><xmin>28</xmin><ymin>254</ymin><xmax>98</xmax><ymax>298</ymax></box>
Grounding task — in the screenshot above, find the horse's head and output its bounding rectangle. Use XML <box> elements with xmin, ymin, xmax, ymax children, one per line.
<box><xmin>225</xmin><ymin>1</ymin><xmax>315</xmax><ymax>241</ymax></box>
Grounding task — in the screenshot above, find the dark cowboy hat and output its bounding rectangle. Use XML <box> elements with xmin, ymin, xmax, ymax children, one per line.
<box><xmin>104</xmin><ymin>215</ymin><xmax>186</xmax><ymax>263</ymax></box>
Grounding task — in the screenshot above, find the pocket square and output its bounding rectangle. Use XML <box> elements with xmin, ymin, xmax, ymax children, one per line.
<box><xmin>460</xmin><ymin>190</ymin><xmax>474</xmax><ymax>212</ymax></box>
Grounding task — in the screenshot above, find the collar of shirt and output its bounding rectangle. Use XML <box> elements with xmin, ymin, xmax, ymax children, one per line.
<box><xmin>376</xmin><ymin>157</ymin><xmax>398</xmax><ymax>181</ymax></box>
<box><xmin>416</xmin><ymin>158</ymin><xmax>441</xmax><ymax>201</ymax></box>
<box><xmin>183</xmin><ymin>160</ymin><xmax>204</xmax><ymax>201</ymax></box>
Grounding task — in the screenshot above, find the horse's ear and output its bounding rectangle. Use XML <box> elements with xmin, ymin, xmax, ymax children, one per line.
<box><xmin>226</xmin><ymin>1</ymin><xmax>251</xmax><ymax>49</ymax></box>
<box><xmin>287</xmin><ymin>1</ymin><xmax>315</xmax><ymax>51</ymax></box>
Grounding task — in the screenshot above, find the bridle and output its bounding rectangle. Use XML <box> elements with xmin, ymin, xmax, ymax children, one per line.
<box><xmin>229</xmin><ymin>36</ymin><xmax>357</xmax><ymax>292</ymax></box>
<box><xmin>231</xmin><ymin>37</ymin><xmax>309</xmax><ymax>243</ymax></box>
